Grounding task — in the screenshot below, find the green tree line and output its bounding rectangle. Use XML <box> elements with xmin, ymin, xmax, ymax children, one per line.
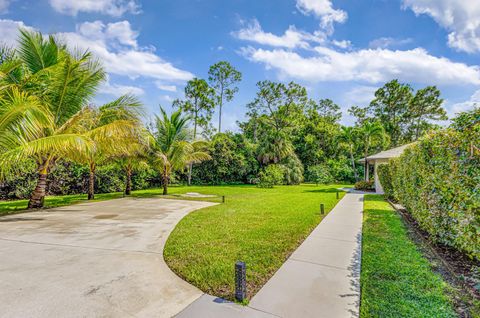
<box><xmin>0</xmin><ymin>30</ymin><xmax>451</xmax><ymax>207</ymax></box>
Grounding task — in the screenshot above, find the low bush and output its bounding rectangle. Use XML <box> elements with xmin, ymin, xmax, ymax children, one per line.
<box><xmin>306</xmin><ymin>164</ymin><xmax>333</xmax><ymax>185</ymax></box>
<box><xmin>257</xmin><ymin>164</ymin><xmax>284</xmax><ymax>188</ymax></box>
<box><xmin>354</xmin><ymin>180</ymin><xmax>374</xmax><ymax>191</ymax></box>
<box><xmin>378</xmin><ymin>110</ymin><xmax>480</xmax><ymax>260</ymax></box>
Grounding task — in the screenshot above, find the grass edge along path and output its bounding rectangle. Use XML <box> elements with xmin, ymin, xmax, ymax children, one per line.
<box><xmin>163</xmin><ymin>184</ymin><xmax>347</xmax><ymax>301</ymax></box>
<box><xmin>360</xmin><ymin>194</ymin><xmax>456</xmax><ymax>318</ymax></box>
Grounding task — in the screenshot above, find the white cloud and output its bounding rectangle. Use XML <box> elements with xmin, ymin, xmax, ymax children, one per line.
<box><xmin>332</xmin><ymin>39</ymin><xmax>351</xmax><ymax>49</ymax></box>
<box><xmin>155</xmin><ymin>81</ymin><xmax>177</xmax><ymax>92</ymax></box>
<box><xmin>233</xmin><ymin>19</ymin><xmax>325</xmax><ymax>49</ymax></box>
<box><xmin>0</xmin><ymin>0</ymin><xmax>10</xmax><ymax>13</ymax></box>
<box><xmin>343</xmin><ymin>85</ymin><xmax>377</xmax><ymax>106</ymax></box>
<box><xmin>1</xmin><ymin>19</ymin><xmax>193</xmax><ymax>100</ymax></box>
<box><xmin>160</xmin><ymin>95</ymin><xmax>174</xmax><ymax>103</ymax></box>
<box><xmin>58</xmin><ymin>21</ymin><xmax>193</xmax><ymax>82</ymax></box>
<box><xmin>296</xmin><ymin>0</ymin><xmax>347</xmax><ymax>33</ymax></box>
<box><xmin>100</xmin><ymin>79</ymin><xmax>144</xmax><ymax>97</ymax></box>
<box><xmin>368</xmin><ymin>37</ymin><xmax>413</xmax><ymax>49</ymax></box>
<box><xmin>241</xmin><ymin>46</ymin><xmax>480</xmax><ymax>85</ymax></box>
<box><xmin>76</xmin><ymin>20</ymin><xmax>138</xmax><ymax>48</ymax></box>
<box><xmin>449</xmin><ymin>90</ymin><xmax>480</xmax><ymax>115</ymax></box>
<box><xmin>49</xmin><ymin>0</ymin><xmax>140</xmax><ymax>17</ymax></box>
<box><xmin>0</xmin><ymin>19</ymin><xmax>35</xmax><ymax>47</ymax></box>
<box><xmin>403</xmin><ymin>0</ymin><xmax>480</xmax><ymax>53</ymax></box>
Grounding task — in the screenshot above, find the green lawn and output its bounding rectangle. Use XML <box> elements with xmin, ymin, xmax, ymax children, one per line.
<box><xmin>0</xmin><ymin>188</ymin><xmax>185</xmax><ymax>216</ymax></box>
<box><xmin>163</xmin><ymin>184</ymin><xmax>347</xmax><ymax>301</ymax></box>
<box><xmin>360</xmin><ymin>194</ymin><xmax>456</xmax><ymax>318</ymax></box>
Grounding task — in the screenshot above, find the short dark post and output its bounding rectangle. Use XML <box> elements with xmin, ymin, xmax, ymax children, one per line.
<box><xmin>222</xmin><ymin>195</ymin><xmax>225</xmax><ymax>203</ymax></box>
<box><xmin>235</xmin><ymin>261</ymin><xmax>246</xmax><ymax>302</ymax></box>
<box><xmin>336</xmin><ymin>191</ymin><xmax>339</xmax><ymax>199</ymax></box>
<box><xmin>320</xmin><ymin>203</ymin><xmax>325</xmax><ymax>215</ymax></box>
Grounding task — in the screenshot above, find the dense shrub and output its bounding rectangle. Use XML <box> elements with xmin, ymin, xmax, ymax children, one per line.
<box><xmin>326</xmin><ymin>158</ymin><xmax>356</xmax><ymax>183</ymax></box>
<box><xmin>0</xmin><ymin>159</ymin><xmax>160</xmax><ymax>199</ymax></box>
<box><xmin>377</xmin><ymin>164</ymin><xmax>394</xmax><ymax>199</ymax></box>
<box><xmin>354</xmin><ymin>180</ymin><xmax>374</xmax><ymax>191</ymax></box>
<box><xmin>0</xmin><ymin>160</ymin><xmax>37</xmax><ymax>199</ymax></box>
<box><xmin>306</xmin><ymin>165</ymin><xmax>334</xmax><ymax>184</ymax></box>
<box><xmin>257</xmin><ymin>164</ymin><xmax>284</xmax><ymax>188</ymax></box>
<box><xmin>305</xmin><ymin>158</ymin><xmax>356</xmax><ymax>184</ymax></box>
<box><xmin>378</xmin><ymin>124</ymin><xmax>480</xmax><ymax>260</ymax></box>
<box><xmin>280</xmin><ymin>155</ymin><xmax>304</xmax><ymax>185</ymax></box>
<box><xmin>192</xmin><ymin>133</ymin><xmax>259</xmax><ymax>184</ymax></box>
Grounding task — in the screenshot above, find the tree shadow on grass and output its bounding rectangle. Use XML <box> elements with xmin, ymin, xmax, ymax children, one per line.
<box><xmin>303</xmin><ymin>187</ymin><xmax>344</xmax><ymax>193</ymax></box>
<box><xmin>364</xmin><ymin>194</ymin><xmax>387</xmax><ymax>202</ymax></box>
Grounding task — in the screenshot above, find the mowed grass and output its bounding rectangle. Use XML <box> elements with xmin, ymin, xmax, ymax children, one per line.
<box><xmin>0</xmin><ymin>187</ymin><xmax>190</xmax><ymax>216</ymax></box>
<box><xmin>360</xmin><ymin>195</ymin><xmax>456</xmax><ymax>318</ymax></box>
<box><xmin>0</xmin><ymin>192</ymin><xmax>125</xmax><ymax>216</ymax></box>
<box><xmin>163</xmin><ymin>184</ymin><xmax>347</xmax><ymax>301</ymax></box>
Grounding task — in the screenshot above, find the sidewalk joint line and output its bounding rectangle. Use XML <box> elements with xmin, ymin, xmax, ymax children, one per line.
<box><xmin>289</xmin><ymin>258</ymin><xmax>350</xmax><ymax>272</ymax></box>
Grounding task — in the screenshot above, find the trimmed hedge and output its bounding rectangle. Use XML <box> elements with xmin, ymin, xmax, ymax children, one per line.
<box><xmin>378</xmin><ymin>127</ymin><xmax>480</xmax><ymax>260</ymax></box>
<box><xmin>377</xmin><ymin>164</ymin><xmax>394</xmax><ymax>200</ymax></box>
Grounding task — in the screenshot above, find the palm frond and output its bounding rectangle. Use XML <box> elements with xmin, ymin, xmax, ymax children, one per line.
<box><xmin>0</xmin><ymin>133</ymin><xmax>93</xmax><ymax>176</ymax></box>
<box><xmin>17</xmin><ymin>29</ymin><xmax>59</xmax><ymax>75</ymax></box>
<box><xmin>0</xmin><ymin>87</ymin><xmax>53</xmax><ymax>132</ymax></box>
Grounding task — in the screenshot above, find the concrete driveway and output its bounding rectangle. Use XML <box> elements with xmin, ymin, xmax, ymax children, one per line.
<box><xmin>0</xmin><ymin>198</ymin><xmax>216</xmax><ymax>318</ymax></box>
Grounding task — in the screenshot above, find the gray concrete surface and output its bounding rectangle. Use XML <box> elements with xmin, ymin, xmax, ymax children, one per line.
<box><xmin>177</xmin><ymin>193</ymin><xmax>364</xmax><ymax>318</ymax></box>
<box><xmin>249</xmin><ymin>193</ymin><xmax>363</xmax><ymax>318</ymax></box>
<box><xmin>177</xmin><ymin>295</ymin><xmax>277</xmax><ymax>318</ymax></box>
<box><xmin>0</xmin><ymin>198</ymin><xmax>216</xmax><ymax>318</ymax></box>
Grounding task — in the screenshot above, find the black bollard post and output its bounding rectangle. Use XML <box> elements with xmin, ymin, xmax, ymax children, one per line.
<box><xmin>336</xmin><ymin>191</ymin><xmax>339</xmax><ymax>199</ymax></box>
<box><xmin>320</xmin><ymin>203</ymin><xmax>325</xmax><ymax>215</ymax></box>
<box><xmin>235</xmin><ymin>261</ymin><xmax>246</xmax><ymax>302</ymax></box>
<box><xmin>222</xmin><ymin>195</ymin><xmax>225</xmax><ymax>203</ymax></box>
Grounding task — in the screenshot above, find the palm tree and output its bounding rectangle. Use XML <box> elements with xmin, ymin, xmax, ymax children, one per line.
<box><xmin>73</xmin><ymin>95</ymin><xmax>143</xmax><ymax>200</ymax></box>
<box><xmin>256</xmin><ymin>130</ymin><xmax>294</xmax><ymax>165</ymax></box>
<box><xmin>151</xmin><ymin>107</ymin><xmax>210</xmax><ymax>195</ymax></box>
<box><xmin>114</xmin><ymin>129</ymin><xmax>150</xmax><ymax>195</ymax></box>
<box><xmin>0</xmin><ymin>30</ymin><xmax>139</xmax><ymax>208</ymax></box>
<box><xmin>359</xmin><ymin>121</ymin><xmax>386</xmax><ymax>180</ymax></box>
<box><xmin>338</xmin><ymin>126</ymin><xmax>358</xmax><ymax>181</ymax></box>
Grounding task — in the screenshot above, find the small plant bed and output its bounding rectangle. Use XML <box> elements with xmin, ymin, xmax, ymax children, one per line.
<box><xmin>354</xmin><ymin>180</ymin><xmax>375</xmax><ymax>192</ymax></box>
<box><xmin>163</xmin><ymin>184</ymin><xmax>347</xmax><ymax>301</ymax></box>
<box><xmin>361</xmin><ymin>195</ymin><xmax>458</xmax><ymax>317</ymax></box>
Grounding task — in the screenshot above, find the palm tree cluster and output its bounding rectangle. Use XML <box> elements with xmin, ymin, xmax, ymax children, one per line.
<box><xmin>0</xmin><ymin>30</ymin><xmax>208</xmax><ymax>208</ymax></box>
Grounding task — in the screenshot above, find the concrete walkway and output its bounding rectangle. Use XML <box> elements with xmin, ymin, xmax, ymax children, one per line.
<box><xmin>0</xmin><ymin>198</ymin><xmax>216</xmax><ymax>318</ymax></box>
<box><xmin>177</xmin><ymin>192</ymin><xmax>364</xmax><ymax>318</ymax></box>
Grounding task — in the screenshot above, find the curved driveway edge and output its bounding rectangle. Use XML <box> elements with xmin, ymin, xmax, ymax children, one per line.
<box><xmin>0</xmin><ymin>198</ymin><xmax>217</xmax><ymax>318</ymax></box>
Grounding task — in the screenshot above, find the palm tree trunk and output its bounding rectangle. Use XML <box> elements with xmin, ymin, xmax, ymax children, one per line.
<box><xmin>218</xmin><ymin>92</ymin><xmax>223</xmax><ymax>133</ymax></box>
<box><xmin>28</xmin><ymin>160</ymin><xmax>49</xmax><ymax>209</ymax></box>
<box><xmin>125</xmin><ymin>167</ymin><xmax>132</xmax><ymax>195</ymax></box>
<box><xmin>187</xmin><ymin>163</ymin><xmax>192</xmax><ymax>186</ymax></box>
<box><xmin>350</xmin><ymin>144</ymin><xmax>358</xmax><ymax>181</ymax></box>
<box><xmin>88</xmin><ymin>162</ymin><xmax>95</xmax><ymax>200</ymax></box>
<box><xmin>188</xmin><ymin>115</ymin><xmax>197</xmax><ymax>186</ymax></box>
<box><xmin>162</xmin><ymin>168</ymin><xmax>168</xmax><ymax>195</ymax></box>
<box><xmin>364</xmin><ymin>149</ymin><xmax>369</xmax><ymax>181</ymax></box>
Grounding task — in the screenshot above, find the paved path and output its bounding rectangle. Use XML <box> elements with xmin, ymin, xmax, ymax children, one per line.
<box><xmin>177</xmin><ymin>192</ymin><xmax>364</xmax><ymax>318</ymax></box>
<box><xmin>0</xmin><ymin>198</ymin><xmax>216</xmax><ymax>318</ymax></box>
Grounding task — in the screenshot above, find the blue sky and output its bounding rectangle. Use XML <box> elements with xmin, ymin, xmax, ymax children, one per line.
<box><xmin>1</xmin><ymin>0</ymin><xmax>480</xmax><ymax>129</ymax></box>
